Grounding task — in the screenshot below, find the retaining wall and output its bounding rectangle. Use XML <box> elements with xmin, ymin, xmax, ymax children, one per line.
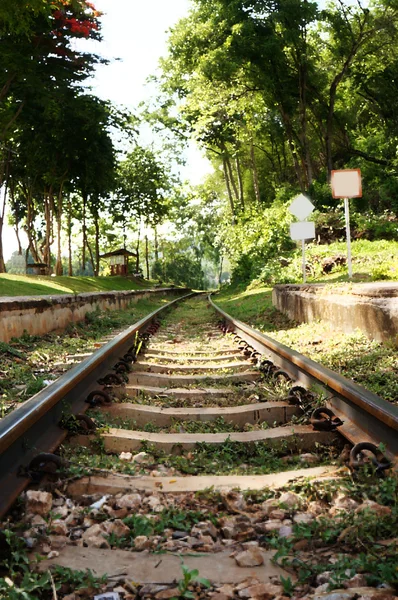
<box><xmin>0</xmin><ymin>288</ymin><xmax>186</xmax><ymax>343</ymax></box>
<box><xmin>272</xmin><ymin>282</ymin><xmax>398</xmax><ymax>342</ymax></box>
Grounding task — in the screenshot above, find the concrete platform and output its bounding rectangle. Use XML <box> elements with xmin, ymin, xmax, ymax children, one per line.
<box><xmin>272</xmin><ymin>282</ymin><xmax>398</xmax><ymax>341</ymax></box>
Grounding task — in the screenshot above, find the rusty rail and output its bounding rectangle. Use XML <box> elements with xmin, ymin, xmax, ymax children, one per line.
<box><xmin>0</xmin><ymin>292</ymin><xmax>194</xmax><ymax>518</ymax></box>
<box><xmin>209</xmin><ymin>294</ymin><xmax>398</xmax><ymax>460</ymax></box>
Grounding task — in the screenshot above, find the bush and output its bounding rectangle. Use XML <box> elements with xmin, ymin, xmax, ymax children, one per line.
<box><xmin>152</xmin><ymin>255</ymin><xmax>204</xmax><ymax>289</ymax></box>
<box><xmin>220</xmin><ymin>202</ymin><xmax>296</xmax><ymax>284</ymax></box>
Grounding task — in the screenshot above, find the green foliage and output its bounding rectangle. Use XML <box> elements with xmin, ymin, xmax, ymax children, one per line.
<box><xmin>152</xmin><ymin>255</ymin><xmax>204</xmax><ymax>289</ymax></box>
<box><xmin>280</xmin><ymin>575</ymin><xmax>295</xmax><ymax>597</ymax></box>
<box><xmin>172</xmin><ymin>563</ymin><xmax>211</xmax><ymax>600</ymax></box>
<box><xmin>0</xmin><ymin>530</ymin><xmax>106</xmax><ymax>599</ymax></box>
<box><xmin>218</xmin><ymin>203</ymin><xmax>295</xmax><ymax>284</ymax></box>
<box><xmin>115</xmin><ymin>145</ymin><xmax>174</xmax><ymax>226</ymax></box>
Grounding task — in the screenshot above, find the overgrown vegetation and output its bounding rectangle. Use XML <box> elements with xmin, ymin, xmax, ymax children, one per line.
<box><xmin>0</xmin><ymin>295</ymin><xmax>175</xmax><ymax>416</ymax></box>
<box><xmin>215</xmin><ymin>287</ymin><xmax>398</xmax><ymax>404</ymax></box>
<box><xmin>62</xmin><ymin>437</ymin><xmax>339</xmax><ymax>478</ymax></box>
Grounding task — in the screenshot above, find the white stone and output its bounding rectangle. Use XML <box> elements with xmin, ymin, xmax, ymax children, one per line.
<box><xmin>117</xmin><ymin>493</ymin><xmax>142</xmax><ymax>509</ymax></box>
<box><xmin>119</xmin><ymin>452</ymin><xmax>133</xmax><ymax>462</ymax></box>
<box><xmin>132</xmin><ymin>452</ymin><xmax>150</xmax><ymax>464</ymax></box>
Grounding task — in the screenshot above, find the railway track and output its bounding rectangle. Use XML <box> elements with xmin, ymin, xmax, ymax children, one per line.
<box><xmin>1</xmin><ymin>293</ymin><xmax>398</xmax><ymax>599</ymax></box>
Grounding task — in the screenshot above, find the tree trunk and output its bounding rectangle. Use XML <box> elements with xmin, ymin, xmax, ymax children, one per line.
<box><xmin>0</xmin><ymin>152</ymin><xmax>11</xmax><ymax>272</ymax></box>
<box><xmin>55</xmin><ymin>184</ymin><xmax>64</xmax><ymax>276</ymax></box>
<box><xmin>218</xmin><ymin>255</ymin><xmax>223</xmax><ymax>286</ymax></box>
<box><xmin>135</xmin><ymin>219</ymin><xmax>141</xmax><ymax>272</ymax></box>
<box><xmin>86</xmin><ymin>236</ymin><xmax>95</xmax><ymax>274</ymax></box>
<box><xmin>67</xmin><ymin>194</ymin><xmax>73</xmax><ymax>276</ymax></box>
<box><xmin>154</xmin><ymin>226</ymin><xmax>159</xmax><ymax>261</ymax></box>
<box><xmin>10</xmin><ymin>182</ymin><xmax>23</xmax><ymax>255</ymax></box>
<box><xmin>235</xmin><ymin>156</ymin><xmax>245</xmax><ymax>211</ymax></box>
<box><xmin>225</xmin><ymin>155</ymin><xmax>239</xmax><ymax>203</ymax></box>
<box><xmin>14</xmin><ymin>226</ymin><xmax>22</xmax><ymax>255</ymax></box>
<box><xmin>145</xmin><ymin>234</ymin><xmax>149</xmax><ymax>279</ymax></box>
<box><xmin>94</xmin><ymin>212</ymin><xmax>100</xmax><ymax>277</ymax></box>
<box><xmin>82</xmin><ymin>192</ymin><xmax>87</xmax><ymax>272</ymax></box>
<box><xmin>0</xmin><ymin>200</ymin><xmax>7</xmax><ymax>273</ymax></box>
<box><xmin>0</xmin><ymin>218</ymin><xmax>6</xmax><ymax>272</ymax></box>
<box><xmin>250</xmin><ymin>141</ymin><xmax>261</xmax><ymax>203</ymax></box>
<box><xmin>43</xmin><ymin>188</ymin><xmax>55</xmax><ymax>274</ymax></box>
<box><xmin>222</xmin><ymin>158</ymin><xmax>236</xmax><ymax>219</ymax></box>
<box><xmin>43</xmin><ymin>192</ymin><xmax>51</xmax><ymax>272</ymax></box>
<box><xmin>25</xmin><ymin>185</ymin><xmax>40</xmax><ymax>266</ymax></box>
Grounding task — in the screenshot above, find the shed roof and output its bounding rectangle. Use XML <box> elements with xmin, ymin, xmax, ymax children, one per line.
<box><xmin>100</xmin><ymin>248</ymin><xmax>137</xmax><ymax>259</ymax></box>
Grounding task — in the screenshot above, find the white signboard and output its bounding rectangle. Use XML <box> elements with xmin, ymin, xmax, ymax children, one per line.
<box><xmin>330</xmin><ymin>169</ymin><xmax>362</xmax><ymax>279</ymax></box>
<box><xmin>288</xmin><ymin>194</ymin><xmax>315</xmax><ymax>220</ymax></box>
<box><xmin>331</xmin><ymin>169</ymin><xmax>362</xmax><ymax>198</ymax></box>
<box><xmin>290</xmin><ymin>221</ymin><xmax>315</xmax><ymax>241</ymax></box>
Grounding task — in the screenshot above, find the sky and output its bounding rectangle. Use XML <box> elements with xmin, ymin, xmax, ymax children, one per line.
<box><xmin>3</xmin><ymin>0</ymin><xmax>212</xmax><ymax>261</ymax></box>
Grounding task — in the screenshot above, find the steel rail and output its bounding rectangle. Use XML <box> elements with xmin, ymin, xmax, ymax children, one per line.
<box><xmin>209</xmin><ymin>294</ymin><xmax>398</xmax><ymax>459</ymax></box>
<box><xmin>0</xmin><ymin>291</ymin><xmax>194</xmax><ymax>518</ymax></box>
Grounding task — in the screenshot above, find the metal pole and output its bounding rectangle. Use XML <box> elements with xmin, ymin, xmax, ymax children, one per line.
<box><xmin>344</xmin><ymin>197</ymin><xmax>352</xmax><ymax>279</ymax></box>
<box><xmin>302</xmin><ymin>239</ymin><xmax>306</xmax><ymax>283</ymax></box>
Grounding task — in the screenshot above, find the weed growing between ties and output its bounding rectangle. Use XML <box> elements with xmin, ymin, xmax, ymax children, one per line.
<box><xmin>128</xmin><ymin>378</ymin><xmax>296</xmax><ymax>410</ymax></box>
<box><xmin>61</xmin><ymin>435</ymin><xmax>341</xmax><ymax>478</ymax></box>
<box><xmin>143</xmin><ymin>439</ymin><xmax>340</xmax><ymax>476</ymax></box>
<box><xmin>0</xmin><ymin>295</ymin><xmax>176</xmax><ymax>415</ymax></box>
<box><xmin>86</xmin><ymin>409</ymin><xmax>284</xmax><ymax>434</ymax></box>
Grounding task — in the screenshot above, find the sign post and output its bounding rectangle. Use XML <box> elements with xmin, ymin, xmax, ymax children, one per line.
<box><xmin>288</xmin><ymin>194</ymin><xmax>315</xmax><ymax>284</ymax></box>
<box><xmin>331</xmin><ymin>169</ymin><xmax>362</xmax><ymax>279</ymax></box>
<box><xmin>344</xmin><ymin>197</ymin><xmax>352</xmax><ymax>279</ymax></box>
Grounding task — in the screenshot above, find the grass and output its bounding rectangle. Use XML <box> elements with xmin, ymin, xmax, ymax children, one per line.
<box><xmin>252</xmin><ymin>239</ymin><xmax>398</xmax><ymax>286</ymax></box>
<box><xmin>0</xmin><ymin>274</ymin><xmax>159</xmax><ymax>297</ymax></box>
<box><xmin>215</xmin><ymin>286</ymin><xmax>398</xmax><ymax>403</ymax></box>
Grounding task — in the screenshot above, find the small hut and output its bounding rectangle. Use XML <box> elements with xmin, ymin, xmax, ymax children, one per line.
<box><xmin>100</xmin><ymin>248</ymin><xmax>137</xmax><ymax>276</ymax></box>
<box><xmin>26</xmin><ymin>262</ymin><xmax>49</xmax><ymax>276</ymax></box>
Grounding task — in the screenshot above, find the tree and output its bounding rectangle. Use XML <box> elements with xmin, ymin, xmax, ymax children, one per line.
<box><xmin>115</xmin><ymin>146</ymin><xmax>174</xmax><ymax>271</ymax></box>
<box><xmin>0</xmin><ymin>0</ymin><xmax>108</xmax><ymax>273</ymax></box>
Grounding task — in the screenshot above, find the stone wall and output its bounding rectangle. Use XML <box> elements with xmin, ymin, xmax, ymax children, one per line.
<box><xmin>272</xmin><ymin>282</ymin><xmax>398</xmax><ymax>342</ymax></box>
<box><xmin>0</xmin><ymin>288</ymin><xmax>185</xmax><ymax>342</ymax></box>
